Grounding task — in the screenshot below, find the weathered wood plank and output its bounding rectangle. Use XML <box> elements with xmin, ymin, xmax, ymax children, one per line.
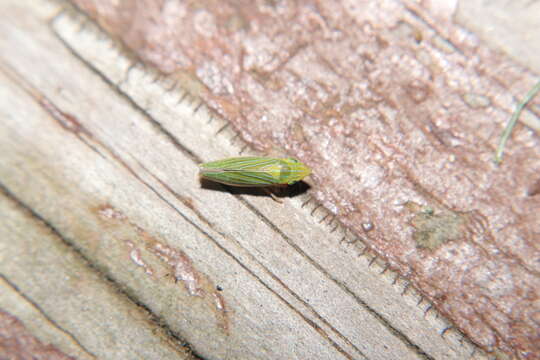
<box><xmin>0</xmin><ymin>3</ymin><xmax>378</xmax><ymax>358</ymax></box>
<box><xmin>64</xmin><ymin>1</ymin><xmax>540</xmax><ymax>358</ymax></box>
<box><xmin>0</xmin><ymin>187</ymin><xmax>193</xmax><ymax>359</ymax></box>
<box><xmin>0</xmin><ymin>277</ymin><xmax>95</xmax><ymax>360</ymax></box>
<box><xmin>0</xmin><ymin>0</ymin><xmax>514</xmax><ymax>359</ymax></box>
<box><xmin>0</xmin><ymin>62</ymin><xmax>354</xmax><ymax>359</ymax></box>
<box><xmin>51</xmin><ymin>8</ymin><xmax>485</xmax><ymax>360</ymax></box>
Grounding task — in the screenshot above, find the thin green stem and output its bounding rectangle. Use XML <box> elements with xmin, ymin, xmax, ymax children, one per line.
<box><xmin>494</xmin><ymin>80</ymin><xmax>540</xmax><ymax>164</ymax></box>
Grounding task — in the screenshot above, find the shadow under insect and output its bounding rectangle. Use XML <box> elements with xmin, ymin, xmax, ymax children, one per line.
<box><xmin>199</xmin><ymin>177</ymin><xmax>310</xmax><ymax>200</ymax></box>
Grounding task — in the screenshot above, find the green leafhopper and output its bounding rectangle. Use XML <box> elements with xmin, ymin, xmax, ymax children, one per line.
<box><xmin>199</xmin><ymin>156</ymin><xmax>311</xmax><ymax>187</ymax></box>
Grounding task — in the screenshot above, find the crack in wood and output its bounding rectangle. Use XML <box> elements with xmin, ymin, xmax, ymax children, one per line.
<box><xmin>0</xmin><ymin>181</ymin><xmax>205</xmax><ymax>358</ymax></box>
<box><xmin>0</xmin><ymin>273</ymin><xmax>97</xmax><ymax>359</ymax></box>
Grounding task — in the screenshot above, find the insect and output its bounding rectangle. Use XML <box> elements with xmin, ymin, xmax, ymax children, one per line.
<box><xmin>199</xmin><ymin>156</ymin><xmax>311</xmax><ymax>187</ymax></box>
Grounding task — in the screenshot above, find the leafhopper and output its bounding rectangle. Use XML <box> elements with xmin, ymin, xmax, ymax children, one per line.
<box><xmin>199</xmin><ymin>156</ymin><xmax>311</xmax><ymax>187</ymax></box>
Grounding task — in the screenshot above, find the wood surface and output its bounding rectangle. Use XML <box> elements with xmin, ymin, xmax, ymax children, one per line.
<box><xmin>64</xmin><ymin>1</ymin><xmax>540</xmax><ymax>357</ymax></box>
<box><xmin>0</xmin><ymin>0</ymin><xmax>538</xmax><ymax>359</ymax></box>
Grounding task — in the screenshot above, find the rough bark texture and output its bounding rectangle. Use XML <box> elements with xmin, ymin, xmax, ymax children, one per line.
<box><xmin>70</xmin><ymin>0</ymin><xmax>540</xmax><ymax>358</ymax></box>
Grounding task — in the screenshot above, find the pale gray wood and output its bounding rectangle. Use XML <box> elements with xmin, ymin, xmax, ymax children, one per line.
<box><xmin>0</xmin><ymin>276</ymin><xmax>96</xmax><ymax>360</ymax></box>
<box><xmin>0</xmin><ymin>190</ymin><xmax>192</xmax><ymax>359</ymax></box>
<box><xmin>456</xmin><ymin>0</ymin><xmax>540</xmax><ymax>74</ymax></box>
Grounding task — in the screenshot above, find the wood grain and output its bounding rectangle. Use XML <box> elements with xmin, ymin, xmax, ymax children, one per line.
<box><xmin>2</xmin><ymin>0</ymin><xmax>537</xmax><ymax>359</ymax></box>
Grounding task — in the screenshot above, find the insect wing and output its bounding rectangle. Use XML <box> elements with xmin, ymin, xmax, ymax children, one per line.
<box><xmin>199</xmin><ymin>157</ymin><xmax>283</xmax><ymax>186</ymax></box>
